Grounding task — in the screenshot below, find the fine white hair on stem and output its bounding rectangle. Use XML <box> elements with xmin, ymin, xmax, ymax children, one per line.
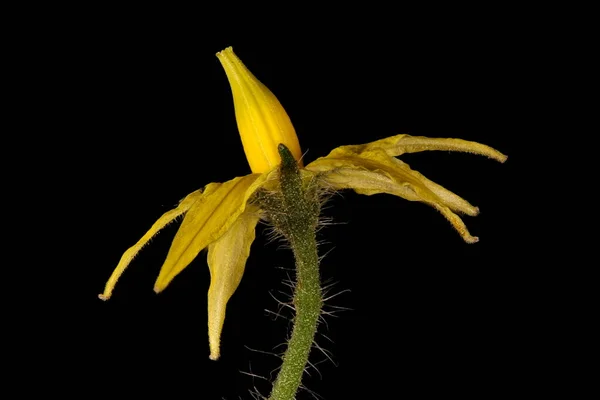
<box><xmin>299</xmin><ymin>384</ymin><xmax>325</xmax><ymax>400</ymax></box>
<box><xmin>244</xmin><ymin>345</ymin><xmax>282</xmax><ymax>359</ymax></box>
<box><xmin>238</xmin><ymin>361</ymin><xmax>269</xmax><ymax>400</ymax></box>
<box><xmin>322</xmin><ymin>288</ymin><xmax>352</xmax><ymax>303</ymax></box>
<box><xmin>239</xmin><ymin>370</ymin><xmax>269</xmax><ymax>382</ymax></box>
<box><xmin>318</xmin><ymin>332</ymin><xmax>335</xmax><ymax>344</ymax></box>
<box><xmin>247</xmin><ymin>385</ymin><xmax>267</xmax><ymax>400</ymax></box>
<box><xmin>312</xmin><ymin>341</ymin><xmax>338</xmax><ymax>367</ymax></box>
<box><xmin>267</xmin><ymin>291</ymin><xmax>295</xmax><ymax>313</ymax></box>
<box><xmin>305</xmin><ymin>359</ymin><xmax>323</xmax><ymax>380</ymax></box>
<box><xmin>263</xmin><ymin>309</ymin><xmax>291</xmax><ymax>321</ymax></box>
<box><xmin>317</xmin><ymin>246</ymin><xmax>336</xmax><ymax>263</ymax></box>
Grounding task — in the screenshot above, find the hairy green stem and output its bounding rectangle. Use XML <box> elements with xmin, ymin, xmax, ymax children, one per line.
<box><xmin>269</xmin><ymin>225</ymin><xmax>321</xmax><ymax>400</ymax></box>
<box><xmin>265</xmin><ymin>145</ymin><xmax>323</xmax><ymax>400</ymax></box>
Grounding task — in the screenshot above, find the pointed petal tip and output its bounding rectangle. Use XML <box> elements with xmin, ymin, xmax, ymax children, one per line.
<box><xmin>465</xmin><ymin>235</ymin><xmax>479</xmax><ymax>244</ymax></box>
<box><xmin>153</xmin><ymin>284</ymin><xmax>164</xmax><ymax>294</ymax></box>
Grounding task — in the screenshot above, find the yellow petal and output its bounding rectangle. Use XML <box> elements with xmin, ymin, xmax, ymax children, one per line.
<box><xmin>98</xmin><ymin>189</ymin><xmax>205</xmax><ymax>300</ymax></box>
<box><xmin>216</xmin><ymin>47</ymin><xmax>303</xmax><ymax>174</ymax></box>
<box><xmin>153</xmin><ymin>173</ymin><xmax>269</xmax><ymax>293</ymax></box>
<box><xmin>307</xmin><ymin>149</ymin><xmax>480</xmax><ymax>243</ymax></box>
<box><xmin>330</xmin><ymin>134</ymin><xmax>507</xmax><ymax>163</ymax></box>
<box><xmin>207</xmin><ymin>206</ymin><xmax>260</xmax><ymax>360</ymax></box>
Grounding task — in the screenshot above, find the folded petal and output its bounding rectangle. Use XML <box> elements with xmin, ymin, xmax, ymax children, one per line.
<box><xmin>306</xmin><ymin>150</ymin><xmax>480</xmax><ymax>243</ymax></box>
<box><xmin>154</xmin><ymin>173</ymin><xmax>270</xmax><ymax>293</ymax></box>
<box><xmin>207</xmin><ymin>206</ymin><xmax>260</xmax><ymax>360</ymax></box>
<box><xmin>217</xmin><ymin>47</ymin><xmax>303</xmax><ymax>174</ymax></box>
<box><xmin>98</xmin><ymin>189</ymin><xmax>205</xmax><ymax>300</ymax></box>
<box><xmin>325</xmin><ymin>134</ymin><xmax>507</xmax><ymax>163</ymax></box>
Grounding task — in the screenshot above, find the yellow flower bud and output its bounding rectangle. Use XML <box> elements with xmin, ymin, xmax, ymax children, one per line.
<box><xmin>217</xmin><ymin>47</ymin><xmax>303</xmax><ymax>173</ymax></box>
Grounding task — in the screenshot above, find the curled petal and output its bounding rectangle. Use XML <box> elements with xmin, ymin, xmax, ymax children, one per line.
<box><xmin>207</xmin><ymin>206</ymin><xmax>260</xmax><ymax>360</ymax></box>
<box><xmin>326</xmin><ymin>134</ymin><xmax>507</xmax><ymax>163</ymax></box>
<box><xmin>307</xmin><ymin>150</ymin><xmax>480</xmax><ymax>243</ymax></box>
<box><xmin>398</xmin><ymin>165</ymin><xmax>480</xmax><ymax>217</ymax></box>
<box><xmin>307</xmin><ymin>148</ymin><xmax>478</xmax><ymax>215</ymax></box>
<box><xmin>153</xmin><ymin>173</ymin><xmax>270</xmax><ymax>293</ymax></box>
<box><xmin>98</xmin><ymin>189</ymin><xmax>205</xmax><ymax>300</ymax></box>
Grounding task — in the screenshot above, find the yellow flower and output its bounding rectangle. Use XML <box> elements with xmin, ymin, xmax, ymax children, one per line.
<box><xmin>99</xmin><ymin>46</ymin><xmax>506</xmax><ymax>361</ymax></box>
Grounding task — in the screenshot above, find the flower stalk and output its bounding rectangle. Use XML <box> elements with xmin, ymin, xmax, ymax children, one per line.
<box><xmin>258</xmin><ymin>144</ymin><xmax>323</xmax><ymax>400</ymax></box>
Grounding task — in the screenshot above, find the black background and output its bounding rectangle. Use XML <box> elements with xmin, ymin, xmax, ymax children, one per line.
<box><xmin>29</xmin><ymin>7</ymin><xmax>530</xmax><ymax>399</ymax></box>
